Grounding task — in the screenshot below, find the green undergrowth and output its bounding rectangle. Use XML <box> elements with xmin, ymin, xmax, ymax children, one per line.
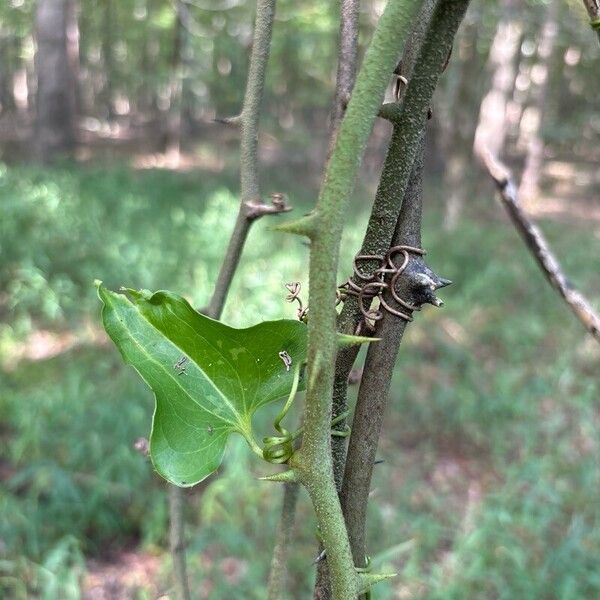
<box><xmin>1</xmin><ymin>163</ymin><xmax>599</xmax><ymax>597</ymax></box>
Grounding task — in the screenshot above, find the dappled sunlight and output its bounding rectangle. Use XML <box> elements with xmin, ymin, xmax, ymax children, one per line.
<box><xmin>1</xmin><ymin>0</ymin><xmax>599</xmax><ymax>596</ymax></box>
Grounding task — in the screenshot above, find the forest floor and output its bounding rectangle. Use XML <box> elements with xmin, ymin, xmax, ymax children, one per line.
<box><xmin>1</xmin><ymin>139</ymin><xmax>599</xmax><ymax>598</ymax></box>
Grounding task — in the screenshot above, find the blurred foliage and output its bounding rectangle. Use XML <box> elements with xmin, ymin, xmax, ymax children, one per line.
<box><xmin>1</xmin><ymin>0</ymin><xmax>600</xmax><ymax>160</ymax></box>
<box><xmin>0</xmin><ymin>164</ymin><xmax>598</xmax><ymax>597</ymax></box>
<box><xmin>1</xmin><ymin>0</ymin><xmax>599</xmax><ymax>596</ymax></box>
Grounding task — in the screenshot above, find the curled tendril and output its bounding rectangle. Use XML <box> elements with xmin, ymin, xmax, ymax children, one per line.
<box><xmin>285</xmin><ymin>282</ymin><xmax>309</xmax><ymax>321</ymax></box>
<box><xmin>262</xmin><ymin>366</ymin><xmax>301</xmax><ymax>464</ymax></box>
<box><xmin>261</xmin><ymin>366</ymin><xmax>350</xmax><ymax>463</ymax></box>
<box><xmin>337</xmin><ymin>245</ymin><xmax>426</xmax><ymax>325</ymax></box>
<box><xmin>289</xmin><ymin>247</ymin><xmax>428</xmax><ymax>327</ymax></box>
<box><xmin>356</xmin><ymin>555</ymin><xmax>372</xmax><ymax>573</ymax></box>
<box><xmin>331</xmin><ymin>414</ymin><xmax>351</xmax><ymax>437</ymax></box>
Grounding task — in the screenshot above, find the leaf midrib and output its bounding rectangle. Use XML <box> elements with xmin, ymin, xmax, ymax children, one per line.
<box><xmin>163</xmin><ymin>303</ymin><xmax>250</xmax><ymax>418</ymax></box>
<box><xmin>120</xmin><ymin>303</ymin><xmax>246</xmax><ymax>432</ymax></box>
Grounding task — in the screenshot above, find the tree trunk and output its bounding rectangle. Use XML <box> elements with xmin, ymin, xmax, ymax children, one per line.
<box><xmin>0</xmin><ymin>34</ymin><xmax>15</xmax><ymax>114</ymax></box>
<box><xmin>34</xmin><ymin>0</ymin><xmax>76</xmax><ymax>161</ymax></box>
<box><xmin>517</xmin><ymin>0</ymin><xmax>559</xmax><ymax>204</ymax></box>
<box><xmin>101</xmin><ymin>0</ymin><xmax>115</xmax><ymax>119</ymax></box>
<box><xmin>473</xmin><ymin>0</ymin><xmax>522</xmax><ymax>161</ymax></box>
<box><xmin>441</xmin><ymin>19</ymin><xmax>481</xmax><ymax>229</ymax></box>
<box><xmin>66</xmin><ymin>0</ymin><xmax>81</xmax><ymax>116</ymax></box>
<box><xmin>164</xmin><ymin>0</ymin><xmax>185</xmax><ymax>163</ymax></box>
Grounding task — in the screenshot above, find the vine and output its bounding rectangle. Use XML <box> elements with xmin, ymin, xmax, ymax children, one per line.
<box><xmin>272</xmin><ymin>0</ymin><xmax>423</xmax><ymax>596</ymax></box>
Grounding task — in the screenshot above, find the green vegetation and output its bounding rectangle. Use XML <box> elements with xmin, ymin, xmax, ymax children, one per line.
<box><xmin>1</xmin><ymin>163</ymin><xmax>598</xmax><ymax>598</ymax></box>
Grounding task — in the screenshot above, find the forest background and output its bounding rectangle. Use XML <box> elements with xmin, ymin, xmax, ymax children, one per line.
<box><xmin>0</xmin><ymin>0</ymin><xmax>599</xmax><ymax>597</ymax></box>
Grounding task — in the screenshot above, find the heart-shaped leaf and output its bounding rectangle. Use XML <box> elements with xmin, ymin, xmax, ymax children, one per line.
<box><xmin>97</xmin><ymin>283</ymin><xmax>307</xmax><ymax>487</ymax></box>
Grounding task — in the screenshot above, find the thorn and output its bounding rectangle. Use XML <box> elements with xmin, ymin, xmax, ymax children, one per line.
<box><xmin>337</xmin><ymin>333</ymin><xmax>380</xmax><ymax>348</ymax></box>
<box><xmin>413</xmin><ymin>273</ymin><xmax>436</xmax><ymax>289</ymax></box>
<box><xmin>432</xmin><ymin>297</ymin><xmax>444</xmax><ymax>307</ymax></box>
<box><xmin>358</xmin><ymin>572</ymin><xmax>398</xmax><ymax>593</ymax></box>
<box><xmin>259</xmin><ymin>469</ymin><xmax>298</xmax><ymax>483</ymax></box>
<box><xmin>312</xmin><ymin>549</ymin><xmax>326</xmax><ymax>565</ymax></box>
<box><xmin>436</xmin><ymin>277</ymin><xmax>453</xmax><ymax>289</ymax></box>
<box><xmin>272</xmin><ymin>214</ymin><xmax>317</xmax><ymax>239</ymax></box>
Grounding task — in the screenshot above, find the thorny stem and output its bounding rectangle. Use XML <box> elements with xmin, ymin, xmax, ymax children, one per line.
<box><xmin>326</xmin><ymin>0</ymin><xmax>360</xmax><ymax>161</ymax></box>
<box><xmin>207</xmin><ymin>0</ymin><xmax>287</xmax><ymax>319</ymax></box>
<box><xmin>330</xmin><ymin>0</ymin><xmax>438</xmax><ymax>495</ymax></box>
<box><xmin>316</xmin><ymin>5</ymin><xmax>437</xmax><ymax>597</ymax></box>
<box><xmin>313</xmin><ymin>2</ymin><xmax>360</xmax><ymax>595</ymax></box>
<box><xmin>288</xmin><ymin>1</ymin><xmax>422</xmax><ymax>598</ymax></box>
<box><xmin>340</xmin><ymin>0</ymin><xmax>471</xmax><ymax>575</ymax></box>
<box><xmin>341</xmin><ymin>138</ymin><xmax>426</xmax><ymax>568</ymax></box>
<box><xmin>169</xmin><ymin>1</ymin><xmax>280</xmax><ymax>597</ymax></box>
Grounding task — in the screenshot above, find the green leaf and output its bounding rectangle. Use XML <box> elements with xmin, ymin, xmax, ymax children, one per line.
<box><xmin>97</xmin><ymin>283</ymin><xmax>307</xmax><ymax>487</ymax></box>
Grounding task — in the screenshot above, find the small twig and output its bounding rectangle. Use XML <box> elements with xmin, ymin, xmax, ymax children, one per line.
<box><xmin>213</xmin><ymin>115</ymin><xmax>242</xmax><ymax>126</ymax></box>
<box><xmin>207</xmin><ymin>0</ymin><xmax>283</xmax><ymax>320</ymax></box>
<box><xmin>483</xmin><ymin>151</ymin><xmax>600</xmax><ymax>343</ymax></box>
<box><xmin>169</xmin><ymin>2</ymin><xmax>280</xmax><ymax>597</ymax></box>
<box><xmin>266</xmin><ymin>482</ymin><xmax>300</xmax><ymax>600</ymax></box>
<box><xmin>326</xmin><ymin>0</ymin><xmax>360</xmax><ymax>161</ymax></box>
<box><xmin>169</xmin><ymin>485</ymin><xmax>190</xmax><ymax>600</ymax></box>
<box><xmin>581</xmin><ymin>0</ymin><xmax>600</xmax><ymax>45</ymax></box>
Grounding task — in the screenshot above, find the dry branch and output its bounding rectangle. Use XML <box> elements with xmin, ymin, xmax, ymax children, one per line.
<box><xmin>483</xmin><ymin>151</ymin><xmax>600</xmax><ymax>343</ymax></box>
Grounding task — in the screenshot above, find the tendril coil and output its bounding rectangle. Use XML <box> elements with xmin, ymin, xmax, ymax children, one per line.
<box><xmin>337</xmin><ymin>245</ymin><xmax>425</xmax><ymax>324</ymax></box>
<box><xmin>262</xmin><ymin>366</ymin><xmax>301</xmax><ymax>464</ymax></box>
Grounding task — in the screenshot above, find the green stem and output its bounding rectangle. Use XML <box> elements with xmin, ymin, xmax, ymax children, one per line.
<box><xmin>169</xmin><ymin>484</ymin><xmax>190</xmax><ymax>600</ymax></box>
<box><xmin>170</xmin><ymin>1</ymin><xmax>279</xmax><ymax>598</ymax></box>
<box><xmin>292</xmin><ymin>1</ymin><xmax>422</xmax><ymax>597</ymax></box>
<box><xmin>207</xmin><ymin>0</ymin><xmax>279</xmax><ymax>319</ymax></box>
